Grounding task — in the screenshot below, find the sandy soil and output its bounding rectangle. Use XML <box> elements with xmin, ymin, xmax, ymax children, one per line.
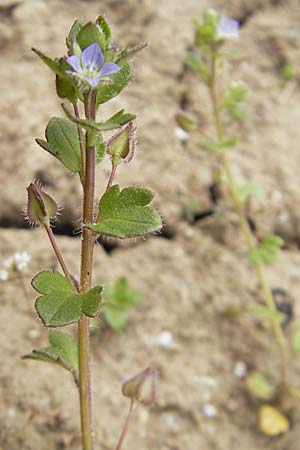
<box><xmin>1</xmin><ymin>0</ymin><xmax>300</xmax><ymax>449</ymax></box>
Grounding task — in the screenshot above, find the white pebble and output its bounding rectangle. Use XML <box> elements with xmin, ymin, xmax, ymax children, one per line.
<box><xmin>233</xmin><ymin>361</ymin><xmax>247</xmax><ymax>379</ymax></box>
<box><xmin>0</xmin><ymin>270</ymin><xmax>9</xmax><ymax>281</ymax></box>
<box><xmin>156</xmin><ymin>330</ymin><xmax>173</xmax><ymax>348</ymax></box>
<box><xmin>202</xmin><ymin>403</ymin><xmax>217</xmax><ymax>418</ymax></box>
<box><xmin>175</xmin><ymin>127</ymin><xmax>189</xmax><ymax>141</ymax></box>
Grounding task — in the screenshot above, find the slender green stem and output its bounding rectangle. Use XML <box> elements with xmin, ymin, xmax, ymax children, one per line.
<box><xmin>78</xmin><ymin>90</ymin><xmax>97</xmax><ymax>450</ymax></box>
<box><xmin>208</xmin><ymin>53</ymin><xmax>288</xmax><ymax>387</ymax></box>
<box><xmin>115</xmin><ymin>402</ymin><xmax>135</xmax><ymax>450</ymax></box>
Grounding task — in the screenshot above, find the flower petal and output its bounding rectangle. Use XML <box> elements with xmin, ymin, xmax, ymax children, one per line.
<box><xmin>217</xmin><ymin>16</ymin><xmax>239</xmax><ymax>39</ymax></box>
<box><xmin>84</xmin><ymin>76</ymin><xmax>101</xmax><ymax>87</ymax></box>
<box><xmin>81</xmin><ymin>43</ymin><xmax>103</xmax><ymax>69</ymax></box>
<box><xmin>66</xmin><ymin>55</ymin><xmax>81</xmax><ymax>72</ymax></box>
<box><xmin>99</xmin><ymin>62</ymin><xmax>120</xmax><ymax>77</ymax></box>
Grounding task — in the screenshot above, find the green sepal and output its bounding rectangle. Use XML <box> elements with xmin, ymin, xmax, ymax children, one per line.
<box><xmin>66</xmin><ymin>19</ymin><xmax>83</xmax><ymax>50</ymax></box>
<box><xmin>86</xmin><ymin>185</ymin><xmax>162</xmax><ymax>238</ymax></box>
<box><xmin>185</xmin><ymin>52</ymin><xmax>209</xmax><ymax>83</ymax></box>
<box><xmin>32</xmin><ymin>271</ymin><xmax>102</xmax><ymax>326</ymax></box>
<box><xmin>56</xmin><ymin>59</ymin><xmax>78</xmax><ymax>103</ymax></box>
<box><xmin>249</xmin><ymin>235</ymin><xmax>283</xmax><ymax>266</ymax></box>
<box><xmin>76</xmin><ymin>22</ymin><xmax>107</xmax><ymax>51</ymax></box>
<box><xmin>96</xmin><ymin>63</ymin><xmax>132</xmax><ymax>106</ymax></box>
<box><xmin>107</xmin><ymin>122</ymin><xmax>135</xmax><ymax>166</ymax></box>
<box><xmin>36</xmin><ymin>117</ymin><xmax>82</xmax><ymax>174</ymax></box>
<box><xmin>23</xmin><ymin>330</ymin><xmax>78</xmax><ymax>373</ymax></box>
<box><xmin>115</xmin><ymin>42</ymin><xmax>148</xmax><ymax>64</ymax></box>
<box><xmin>202</xmin><ymin>137</ymin><xmax>238</xmax><ymax>153</ymax></box>
<box><xmin>62</xmin><ymin>104</ymin><xmax>135</xmax><ymax>132</ymax></box>
<box><xmin>96</xmin><ymin>15</ymin><xmax>111</xmax><ymax>44</ymax></box>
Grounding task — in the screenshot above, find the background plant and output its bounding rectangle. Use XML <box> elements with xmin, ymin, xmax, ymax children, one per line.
<box><xmin>179</xmin><ymin>8</ymin><xmax>298</xmax><ymax>433</ymax></box>
<box><xmin>23</xmin><ymin>15</ymin><xmax>162</xmax><ymax>450</ymax></box>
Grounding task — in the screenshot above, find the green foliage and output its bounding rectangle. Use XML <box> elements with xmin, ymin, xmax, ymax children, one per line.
<box><xmin>236</xmin><ymin>183</ymin><xmax>265</xmax><ymax>203</ymax></box>
<box><xmin>66</xmin><ymin>19</ymin><xmax>83</xmax><ymax>50</ymax></box>
<box><xmin>245</xmin><ymin>371</ymin><xmax>273</xmax><ymax>400</ymax></box>
<box><xmin>76</xmin><ymin>22</ymin><xmax>108</xmax><ymax>52</ymax></box>
<box><xmin>86</xmin><ymin>185</ymin><xmax>162</xmax><ymax>238</ymax></box>
<box><xmin>250</xmin><ymin>235</ymin><xmax>283</xmax><ymax>266</ymax></box>
<box><xmin>175</xmin><ymin>111</ymin><xmax>196</xmax><ymax>132</ymax></box>
<box><xmin>185</xmin><ymin>52</ymin><xmax>209</xmax><ymax>83</ymax></box>
<box><xmin>193</xmin><ymin>9</ymin><xmax>220</xmax><ymax>48</ymax></box>
<box><xmin>103</xmin><ymin>277</ymin><xmax>143</xmax><ymax>332</ymax></box>
<box><xmin>36</xmin><ymin>117</ymin><xmax>82</xmax><ymax>174</ymax></box>
<box><xmin>23</xmin><ymin>331</ymin><xmax>78</xmax><ymax>374</ymax></box>
<box><xmin>62</xmin><ymin>104</ymin><xmax>135</xmax><ymax>132</ymax></box>
<box><xmin>202</xmin><ymin>137</ymin><xmax>238</xmax><ymax>153</ymax></box>
<box><xmin>115</xmin><ymin>42</ymin><xmax>148</xmax><ymax>64</ymax></box>
<box><xmin>248</xmin><ymin>304</ymin><xmax>284</xmax><ymax>322</ymax></box>
<box><xmin>56</xmin><ymin>59</ymin><xmax>78</xmax><ymax>103</ymax></box>
<box><xmin>32</xmin><ymin>47</ymin><xmax>66</xmax><ymax>78</ymax></box>
<box><xmin>95</xmin><ymin>132</ymin><xmax>106</xmax><ymax>164</ymax></box>
<box><xmin>32</xmin><ymin>271</ymin><xmax>102</xmax><ymax>327</ymax></box>
<box><xmin>96</xmin><ymin>63</ymin><xmax>132</xmax><ymax>106</ymax></box>
<box><xmin>220</xmin><ymin>81</ymin><xmax>250</xmax><ymax>125</ymax></box>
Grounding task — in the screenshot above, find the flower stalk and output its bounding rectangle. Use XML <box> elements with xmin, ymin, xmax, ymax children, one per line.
<box><xmin>208</xmin><ymin>51</ymin><xmax>289</xmax><ymax>388</ymax></box>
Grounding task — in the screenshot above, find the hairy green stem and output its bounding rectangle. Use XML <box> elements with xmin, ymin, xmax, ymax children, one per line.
<box><xmin>73</xmin><ymin>102</ymin><xmax>86</xmax><ymax>182</ymax></box>
<box><xmin>78</xmin><ymin>90</ymin><xmax>97</xmax><ymax>450</ymax></box>
<box><xmin>208</xmin><ymin>53</ymin><xmax>288</xmax><ymax>388</ymax></box>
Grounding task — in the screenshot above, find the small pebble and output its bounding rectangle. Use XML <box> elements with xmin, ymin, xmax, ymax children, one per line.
<box><xmin>233</xmin><ymin>361</ymin><xmax>247</xmax><ymax>379</ymax></box>
<box><xmin>156</xmin><ymin>330</ymin><xmax>173</xmax><ymax>348</ymax></box>
<box><xmin>175</xmin><ymin>127</ymin><xmax>189</xmax><ymax>141</ymax></box>
<box><xmin>202</xmin><ymin>403</ymin><xmax>217</xmax><ymax>418</ymax></box>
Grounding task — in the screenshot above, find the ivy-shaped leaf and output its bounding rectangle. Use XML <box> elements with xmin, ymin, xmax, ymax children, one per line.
<box><xmin>23</xmin><ymin>331</ymin><xmax>78</xmax><ymax>374</ymax></box>
<box><xmin>96</xmin><ymin>63</ymin><xmax>132</xmax><ymax>106</ymax></box>
<box><xmin>32</xmin><ymin>271</ymin><xmax>102</xmax><ymax>327</ymax></box>
<box><xmin>250</xmin><ymin>235</ymin><xmax>283</xmax><ymax>266</ymax></box>
<box><xmin>86</xmin><ymin>185</ymin><xmax>162</xmax><ymax>238</ymax></box>
<box><xmin>36</xmin><ymin>117</ymin><xmax>82</xmax><ymax>174</ymax></box>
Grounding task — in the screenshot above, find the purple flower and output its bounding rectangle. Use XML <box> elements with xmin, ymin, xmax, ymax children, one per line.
<box><xmin>217</xmin><ymin>16</ymin><xmax>239</xmax><ymax>39</ymax></box>
<box><xmin>66</xmin><ymin>42</ymin><xmax>120</xmax><ymax>88</ymax></box>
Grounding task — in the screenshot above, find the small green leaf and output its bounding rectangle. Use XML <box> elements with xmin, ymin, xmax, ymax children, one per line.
<box><xmin>86</xmin><ymin>186</ymin><xmax>162</xmax><ymax>238</ymax></box>
<box><xmin>56</xmin><ymin>59</ymin><xmax>78</xmax><ymax>103</ymax></box>
<box><xmin>76</xmin><ymin>22</ymin><xmax>107</xmax><ymax>51</ymax></box>
<box><xmin>32</xmin><ymin>48</ymin><xmax>65</xmax><ymax>78</ymax></box>
<box><xmin>96</xmin><ymin>63</ymin><xmax>132</xmax><ymax>106</ymax></box>
<box><xmin>248</xmin><ymin>304</ymin><xmax>284</xmax><ymax>322</ymax></box>
<box><xmin>220</xmin><ymin>81</ymin><xmax>250</xmax><ymax>125</ymax></box>
<box><xmin>66</xmin><ymin>19</ymin><xmax>83</xmax><ymax>49</ymax></box>
<box><xmin>81</xmin><ymin>286</ymin><xmax>102</xmax><ymax>317</ymax></box>
<box><xmin>105</xmin><ymin>277</ymin><xmax>144</xmax><ymax>307</ymax></box>
<box><xmin>185</xmin><ymin>51</ymin><xmax>209</xmax><ymax>82</ymax></box>
<box><xmin>202</xmin><ymin>137</ymin><xmax>238</xmax><ymax>153</ymax></box>
<box><xmin>115</xmin><ymin>42</ymin><xmax>148</xmax><ymax>64</ymax></box>
<box><xmin>250</xmin><ymin>235</ymin><xmax>283</xmax><ymax>265</ymax></box>
<box><xmin>175</xmin><ymin>111</ymin><xmax>196</xmax><ymax>132</ymax></box>
<box><xmin>36</xmin><ymin>117</ymin><xmax>82</xmax><ymax>173</ymax></box>
<box><xmin>35</xmin><ymin>292</ymin><xmax>83</xmax><ymax>327</ymax></box>
<box><xmin>245</xmin><ymin>371</ymin><xmax>273</xmax><ymax>400</ymax></box>
<box><xmin>32</xmin><ymin>271</ymin><xmax>101</xmax><ymax>326</ymax></box>
<box><xmin>291</xmin><ymin>321</ymin><xmax>300</xmax><ymax>354</ymax></box>
<box><xmin>23</xmin><ymin>331</ymin><xmax>78</xmax><ymax>373</ymax></box>
<box><xmin>32</xmin><ymin>271</ymin><xmax>73</xmax><ymax>295</ymax></box>
<box><xmin>104</xmin><ymin>304</ymin><xmax>127</xmax><ymax>333</ymax></box>
<box><xmin>236</xmin><ymin>183</ymin><xmax>265</xmax><ymax>203</ymax></box>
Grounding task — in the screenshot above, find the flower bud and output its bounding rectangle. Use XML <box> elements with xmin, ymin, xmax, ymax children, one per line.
<box><xmin>106</xmin><ymin>122</ymin><xmax>137</xmax><ymax>166</ymax></box>
<box><xmin>26</xmin><ymin>180</ymin><xmax>58</xmax><ymax>226</ymax></box>
<box><xmin>122</xmin><ymin>367</ymin><xmax>157</xmax><ymax>407</ymax></box>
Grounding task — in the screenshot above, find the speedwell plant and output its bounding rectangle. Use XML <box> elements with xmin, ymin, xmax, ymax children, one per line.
<box><xmin>23</xmin><ymin>16</ymin><xmax>161</xmax><ymax>450</ymax></box>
